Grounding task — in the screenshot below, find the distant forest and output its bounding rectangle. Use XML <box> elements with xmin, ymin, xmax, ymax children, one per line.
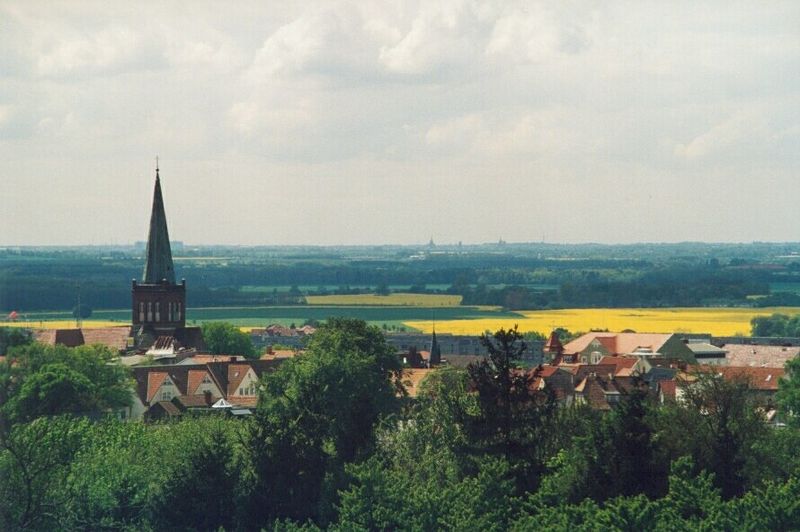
<box><xmin>2</xmin><ymin>242</ymin><xmax>800</xmax><ymax>311</ymax></box>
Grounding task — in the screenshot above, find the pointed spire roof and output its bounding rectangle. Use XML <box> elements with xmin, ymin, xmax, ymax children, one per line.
<box><xmin>429</xmin><ymin>326</ymin><xmax>441</xmax><ymax>366</ymax></box>
<box><xmin>142</xmin><ymin>166</ymin><xmax>176</xmax><ymax>284</ymax></box>
<box><xmin>544</xmin><ymin>331</ymin><xmax>564</xmax><ymax>355</ymax></box>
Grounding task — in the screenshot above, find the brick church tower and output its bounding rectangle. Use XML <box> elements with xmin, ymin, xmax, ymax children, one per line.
<box><xmin>131</xmin><ymin>165</ymin><xmax>191</xmax><ymax>348</ymax></box>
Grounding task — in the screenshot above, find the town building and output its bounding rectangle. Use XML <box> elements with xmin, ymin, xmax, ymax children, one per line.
<box><xmin>562</xmin><ymin>332</ymin><xmax>698</xmax><ymax>364</ymax></box>
<box><xmin>131</xmin><ymin>358</ymin><xmax>283</xmax><ymax>419</ymax></box>
<box><xmin>386</xmin><ymin>332</ymin><xmax>544</xmax><ymax>365</ymax></box>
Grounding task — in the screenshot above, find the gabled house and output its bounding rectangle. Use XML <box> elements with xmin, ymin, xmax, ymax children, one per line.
<box><xmin>131</xmin><ymin>359</ymin><xmax>283</xmax><ymax>419</ymax></box>
<box><xmin>597</xmin><ymin>355</ymin><xmax>645</xmax><ymax>377</ymax></box>
<box><xmin>563</xmin><ymin>332</ymin><xmax>697</xmax><ymax>364</ymax></box>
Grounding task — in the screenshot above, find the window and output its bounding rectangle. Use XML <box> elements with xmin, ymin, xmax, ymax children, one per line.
<box><xmin>201</xmin><ymin>375</ymin><xmax>211</xmax><ymax>384</ymax></box>
<box><xmin>155</xmin><ymin>302</ymin><xmax>160</xmax><ymax>322</ymax></box>
<box><xmin>177</xmin><ymin>302</ymin><xmax>182</xmax><ymax>321</ymax></box>
<box><xmin>147</xmin><ymin>302</ymin><xmax>153</xmax><ymax>322</ymax></box>
<box><xmin>139</xmin><ymin>302</ymin><xmax>144</xmax><ymax>322</ymax></box>
<box><xmin>161</xmin><ymin>390</ymin><xmax>173</xmax><ymax>401</ymax></box>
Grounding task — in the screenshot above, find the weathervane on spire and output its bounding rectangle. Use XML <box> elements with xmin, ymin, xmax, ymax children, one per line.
<box><xmin>156</xmin><ymin>156</ymin><xmax>159</xmax><ymax>177</ymax></box>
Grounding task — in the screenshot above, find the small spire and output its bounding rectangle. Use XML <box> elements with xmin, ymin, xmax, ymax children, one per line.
<box><xmin>155</xmin><ymin>156</ymin><xmax>160</xmax><ymax>178</ymax></box>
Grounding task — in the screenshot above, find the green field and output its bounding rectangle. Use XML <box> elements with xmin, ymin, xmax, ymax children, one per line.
<box><xmin>15</xmin><ymin>305</ymin><xmax>523</xmax><ymax>331</ymax></box>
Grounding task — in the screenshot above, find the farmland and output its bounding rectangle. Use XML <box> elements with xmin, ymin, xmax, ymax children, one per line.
<box><xmin>6</xmin><ymin>306</ymin><xmax>800</xmax><ymax>338</ymax></box>
<box><xmin>305</xmin><ymin>293</ymin><xmax>462</xmax><ymax>306</ymax></box>
<box><xmin>5</xmin><ymin>305</ymin><xmax>520</xmax><ymax>331</ymax></box>
<box><xmin>404</xmin><ymin>307</ymin><xmax>800</xmax><ymax>337</ymax></box>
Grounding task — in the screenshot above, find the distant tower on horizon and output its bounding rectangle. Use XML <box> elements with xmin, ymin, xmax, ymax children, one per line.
<box><xmin>131</xmin><ymin>164</ymin><xmax>188</xmax><ymax>348</ymax></box>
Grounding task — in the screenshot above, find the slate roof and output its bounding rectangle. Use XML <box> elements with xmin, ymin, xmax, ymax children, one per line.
<box><xmin>142</xmin><ymin>170</ymin><xmax>176</xmax><ymax>284</ymax></box>
<box><xmin>686</xmin><ymin>342</ymin><xmax>727</xmax><ymax>357</ymax></box>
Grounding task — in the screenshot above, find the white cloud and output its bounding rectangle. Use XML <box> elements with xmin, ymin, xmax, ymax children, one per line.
<box><xmin>1</xmin><ymin>1</ymin><xmax>798</xmax><ymax>245</ymax></box>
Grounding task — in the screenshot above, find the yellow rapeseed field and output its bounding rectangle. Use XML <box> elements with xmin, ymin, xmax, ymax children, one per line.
<box><xmin>305</xmin><ymin>293</ymin><xmax>462</xmax><ymax>307</ymax></box>
<box><xmin>404</xmin><ymin>307</ymin><xmax>800</xmax><ymax>336</ymax></box>
<box><xmin>1</xmin><ymin>320</ymin><xmax>126</xmax><ymax>330</ymax></box>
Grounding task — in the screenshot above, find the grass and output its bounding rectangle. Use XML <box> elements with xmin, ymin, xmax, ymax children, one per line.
<box><xmin>305</xmin><ymin>293</ymin><xmax>462</xmax><ymax>306</ymax></box>
<box><xmin>404</xmin><ymin>307</ymin><xmax>800</xmax><ymax>336</ymax></box>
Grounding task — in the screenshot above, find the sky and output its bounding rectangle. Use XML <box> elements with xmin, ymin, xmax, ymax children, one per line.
<box><xmin>1</xmin><ymin>1</ymin><xmax>798</xmax><ymax>246</ymax></box>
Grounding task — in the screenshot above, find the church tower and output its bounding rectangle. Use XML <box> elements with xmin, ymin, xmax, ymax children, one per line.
<box><xmin>429</xmin><ymin>326</ymin><xmax>442</xmax><ymax>366</ymax></box>
<box><xmin>132</xmin><ymin>165</ymin><xmax>186</xmax><ymax>342</ymax></box>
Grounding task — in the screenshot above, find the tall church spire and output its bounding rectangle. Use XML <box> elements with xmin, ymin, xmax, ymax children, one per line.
<box><xmin>142</xmin><ymin>165</ymin><xmax>176</xmax><ymax>284</ymax></box>
<box><xmin>429</xmin><ymin>324</ymin><xmax>441</xmax><ymax>366</ymax></box>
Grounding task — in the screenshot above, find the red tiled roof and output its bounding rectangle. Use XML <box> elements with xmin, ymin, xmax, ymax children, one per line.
<box><xmin>691</xmin><ymin>365</ymin><xmax>785</xmax><ymax>391</ymax></box>
<box><xmin>722</xmin><ymin>344</ymin><xmax>800</xmax><ymax>368</ymax></box>
<box><xmin>659</xmin><ymin>380</ymin><xmax>677</xmax><ymax>400</ymax></box>
<box><xmin>154</xmin><ymin>400</ymin><xmax>181</xmax><ymax>416</ymax></box>
<box><xmin>33</xmin><ymin>328</ymin><xmax>85</xmax><ymax>347</ymax></box>
<box><xmin>147</xmin><ymin>372</ymin><xmax>168</xmax><ymax>403</ymax></box>
<box><xmin>532</xmin><ymin>365</ymin><xmax>561</xmax><ymax>378</ymax></box>
<box><xmin>544</xmin><ymin>331</ymin><xmax>564</xmax><ymax>352</ymax></box>
<box><xmin>564</xmin><ymin>332</ymin><xmax>672</xmax><ymax>356</ymax></box>
<box><xmin>403</xmin><ymin>368</ymin><xmax>434</xmax><ymax>397</ymax></box>
<box><xmin>229</xmin><ymin>396</ymin><xmax>258</xmax><ymax>407</ymax></box>
<box><xmin>227</xmin><ymin>364</ymin><xmax>252</xmax><ymax>396</ymax></box>
<box><xmin>81</xmin><ymin>327</ymin><xmax>131</xmax><ymax>351</ymax></box>
<box><xmin>186</xmin><ymin>370</ymin><xmax>208</xmax><ymax>395</ymax></box>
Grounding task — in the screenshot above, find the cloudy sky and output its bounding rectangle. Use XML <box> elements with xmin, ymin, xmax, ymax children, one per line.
<box><xmin>1</xmin><ymin>1</ymin><xmax>798</xmax><ymax>246</ymax></box>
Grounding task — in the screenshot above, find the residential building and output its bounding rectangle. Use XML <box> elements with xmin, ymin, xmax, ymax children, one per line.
<box><xmin>131</xmin><ymin>359</ymin><xmax>283</xmax><ymax>419</ymax></box>
<box><xmin>563</xmin><ymin>332</ymin><xmax>698</xmax><ymax>364</ymax></box>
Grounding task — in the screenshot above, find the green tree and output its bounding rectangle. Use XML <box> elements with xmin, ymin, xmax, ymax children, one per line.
<box><xmin>466</xmin><ymin>326</ymin><xmax>556</xmax><ymax>492</ymax></box>
<box><xmin>0</xmin><ymin>416</ymin><xmax>91</xmax><ymax>531</ymax></box>
<box><xmin>10</xmin><ymin>363</ymin><xmax>94</xmax><ymax>422</ymax></box>
<box><xmin>777</xmin><ymin>356</ymin><xmax>800</xmax><ymax>427</ymax></box>
<box><xmin>1</xmin><ymin>344</ymin><xmax>131</xmax><ymax>426</ymax></box>
<box><xmin>0</xmin><ymin>327</ymin><xmax>32</xmax><ymax>355</ymax></box>
<box><xmin>245</xmin><ymin>318</ymin><xmax>403</xmax><ymax>526</ymax></box>
<box><xmin>201</xmin><ymin>321</ymin><xmax>257</xmax><ymax>358</ymax></box>
<box><xmin>151</xmin><ymin>417</ymin><xmax>239</xmax><ymax>532</ymax></box>
<box><xmin>655</xmin><ymin>371</ymin><xmax>768</xmax><ymax>499</ymax></box>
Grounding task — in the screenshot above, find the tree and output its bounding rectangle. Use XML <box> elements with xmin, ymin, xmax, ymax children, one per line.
<box><xmin>0</xmin><ymin>327</ymin><xmax>32</xmax><ymax>355</ymax></box>
<box><xmin>776</xmin><ymin>356</ymin><xmax>800</xmax><ymax>427</ymax></box>
<box><xmin>151</xmin><ymin>418</ymin><xmax>238</xmax><ymax>532</ymax></box>
<box><xmin>245</xmin><ymin>318</ymin><xmax>404</xmax><ymax>526</ymax></box>
<box><xmin>201</xmin><ymin>321</ymin><xmax>257</xmax><ymax>358</ymax></box>
<box><xmin>0</xmin><ymin>416</ymin><xmax>91</xmax><ymax>530</ymax></box>
<box><xmin>466</xmin><ymin>327</ymin><xmax>556</xmax><ymax>492</ymax></box>
<box><xmin>10</xmin><ymin>363</ymin><xmax>94</xmax><ymax>422</ymax></box>
<box><xmin>655</xmin><ymin>371</ymin><xmax>768</xmax><ymax>498</ymax></box>
<box><xmin>1</xmin><ymin>343</ymin><xmax>132</xmax><ymax>426</ymax></box>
